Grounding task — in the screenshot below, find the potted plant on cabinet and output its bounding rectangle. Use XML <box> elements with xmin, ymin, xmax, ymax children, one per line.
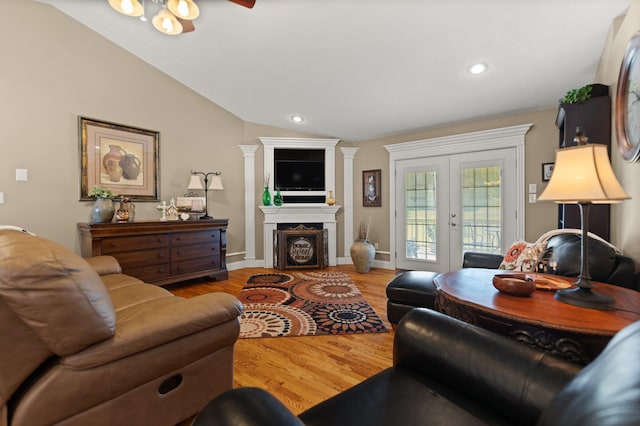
<box><xmin>88</xmin><ymin>185</ymin><xmax>118</xmax><ymax>223</ymax></box>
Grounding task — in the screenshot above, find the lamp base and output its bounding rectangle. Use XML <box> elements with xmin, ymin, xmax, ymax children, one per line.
<box><xmin>554</xmin><ymin>287</ymin><xmax>615</xmax><ymax>311</ymax></box>
<box><xmin>199</xmin><ymin>214</ymin><xmax>212</xmax><ymax>220</ymax></box>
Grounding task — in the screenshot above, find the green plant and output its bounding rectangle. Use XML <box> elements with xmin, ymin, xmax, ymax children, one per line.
<box><xmin>561</xmin><ymin>85</ymin><xmax>593</xmax><ymax>104</ymax></box>
<box><xmin>88</xmin><ymin>185</ymin><xmax>118</xmax><ymax>199</ymax></box>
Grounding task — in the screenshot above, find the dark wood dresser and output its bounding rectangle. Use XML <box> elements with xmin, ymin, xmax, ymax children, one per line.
<box><xmin>78</xmin><ymin>220</ymin><xmax>228</xmax><ymax>286</ymax></box>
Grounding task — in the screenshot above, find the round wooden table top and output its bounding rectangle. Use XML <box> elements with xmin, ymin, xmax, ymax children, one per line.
<box><xmin>434</xmin><ymin>268</ymin><xmax>640</xmax><ymax>336</ymax></box>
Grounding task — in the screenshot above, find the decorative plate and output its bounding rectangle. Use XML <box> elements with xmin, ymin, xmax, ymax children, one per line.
<box><xmin>615</xmin><ymin>32</ymin><xmax>640</xmax><ymax>162</ymax></box>
<box><xmin>525</xmin><ymin>274</ymin><xmax>573</xmax><ymax>291</ymax></box>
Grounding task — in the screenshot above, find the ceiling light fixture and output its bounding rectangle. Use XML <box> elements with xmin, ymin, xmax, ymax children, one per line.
<box><xmin>152</xmin><ymin>8</ymin><xmax>183</xmax><ymax>34</ymax></box>
<box><xmin>291</xmin><ymin>115</ymin><xmax>304</xmax><ymax>123</ymax></box>
<box><xmin>108</xmin><ymin>0</ymin><xmax>198</xmax><ymax>35</ymax></box>
<box><xmin>109</xmin><ymin>0</ymin><xmax>144</xmax><ymax>16</ymax></box>
<box><xmin>167</xmin><ymin>0</ymin><xmax>199</xmax><ymax>20</ymax></box>
<box><xmin>469</xmin><ymin>62</ymin><xmax>488</xmax><ymax>75</ymax></box>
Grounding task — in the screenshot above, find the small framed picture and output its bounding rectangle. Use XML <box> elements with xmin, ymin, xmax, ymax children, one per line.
<box><xmin>542</xmin><ymin>162</ymin><xmax>555</xmax><ymax>182</ymax></box>
<box><xmin>363</xmin><ymin>169</ymin><xmax>382</xmax><ymax>207</ymax></box>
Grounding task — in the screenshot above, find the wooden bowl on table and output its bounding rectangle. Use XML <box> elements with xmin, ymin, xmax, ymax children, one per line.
<box><xmin>492</xmin><ymin>273</ymin><xmax>536</xmax><ymax>297</ymax></box>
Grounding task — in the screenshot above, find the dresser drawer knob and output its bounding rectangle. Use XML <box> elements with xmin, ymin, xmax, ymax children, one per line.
<box><xmin>158</xmin><ymin>253</ymin><xmax>164</xmax><ymax>258</ymax></box>
<box><xmin>111</xmin><ymin>243</ymin><xmax>116</xmax><ymax>247</ymax></box>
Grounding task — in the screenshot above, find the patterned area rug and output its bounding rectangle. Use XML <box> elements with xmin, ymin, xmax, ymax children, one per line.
<box><xmin>238</xmin><ymin>271</ymin><xmax>387</xmax><ymax>338</ymax></box>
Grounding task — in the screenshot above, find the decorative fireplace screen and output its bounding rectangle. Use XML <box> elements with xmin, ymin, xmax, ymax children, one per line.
<box><xmin>273</xmin><ymin>225</ymin><xmax>328</xmax><ymax>269</ymax></box>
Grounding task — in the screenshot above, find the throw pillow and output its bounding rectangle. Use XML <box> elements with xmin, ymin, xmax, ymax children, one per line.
<box><xmin>499</xmin><ymin>240</ymin><xmax>547</xmax><ymax>272</ymax></box>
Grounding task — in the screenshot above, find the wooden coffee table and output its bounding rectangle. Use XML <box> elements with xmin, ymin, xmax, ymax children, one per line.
<box><xmin>434</xmin><ymin>268</ymin><xmax>640</xmax><ymax>364</ymax></box>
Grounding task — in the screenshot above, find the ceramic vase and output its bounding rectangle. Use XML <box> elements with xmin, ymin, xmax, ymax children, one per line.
<box><xmin>120</xmin><ymin>153</ymin><xmax>141</xmax><ymax>180</ymax></box>
<box><xmin>91</xmin><ymin>198</ymin><xmax>115</xmax><ymax>223</ymax></box>
<box><xmin>102</xmin><ymin>145</ymin><xmax>126</xmax><ymax>174</ymax></box>
<box><xmin>350</xmin><ymin>239</ymin><xmax>375</xmax><ymax>273</ymax></box>
<box><xmin>262</xmin><ymin>187</ymin><xmax>272</xmax><ymax>206</ymax></box>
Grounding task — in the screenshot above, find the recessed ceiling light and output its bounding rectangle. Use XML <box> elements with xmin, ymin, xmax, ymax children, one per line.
<box><xmin>291</xmin><ymin>115</ymin><xmax>304</xmax><ymax>123</ymax></box>
<box><xmin>469</xmin><ymin>62</ymin><xmax>488</xmax><ymax>75</ymax></box>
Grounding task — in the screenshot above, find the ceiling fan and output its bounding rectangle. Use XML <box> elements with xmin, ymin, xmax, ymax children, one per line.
<box><xmin>108</xmin><ymin>0</ymin><xmax>256</xmax><ymax>35</ymax></box>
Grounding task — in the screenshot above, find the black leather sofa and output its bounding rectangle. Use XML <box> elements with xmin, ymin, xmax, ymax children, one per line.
<box><xmin>386</xmin><ymin>233</ymin><xmax>637</xmax><ymax>325</ymax></box>
<box><xmin>193</xmin><ymin>308</ymin><xmax>640</xmax><ymax>426</ymax></box>
<box><xmin>464</xmin><ymin>233</ymin><xmax>637</xmax><ymax>290</ymax></box>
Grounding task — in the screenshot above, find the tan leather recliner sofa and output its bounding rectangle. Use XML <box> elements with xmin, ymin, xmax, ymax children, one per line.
<box><xmin>0</xmin><ymin>229</ymin><xmax>243</xmax><ymax>426</ymax></box>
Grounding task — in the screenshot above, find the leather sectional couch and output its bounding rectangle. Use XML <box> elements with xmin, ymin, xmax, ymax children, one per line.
<box><xmin>0</xmin><ymin>229</ymin><xmax>243</xmax><ymax>426</ymax></box>
<box><xmin>387</xmin><ymin>233</ymin><xmax>638</xmax><ymax>325</ymax></box>
<box><xmin>463</xmin><ymin>233</ymin><xmax>637</xmax><ymax>290</ymax></box>
<box><xmin>193</xmin><ymin>308</ymin><xmax>640</xmax><ymax>426</ymax></box>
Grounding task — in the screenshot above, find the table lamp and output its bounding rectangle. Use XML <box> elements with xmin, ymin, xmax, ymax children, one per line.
<box><xmin>188</xmin><ymin>170</ymin><xmax>224</xmax><ymax>219</ymax></box>
<box><xmin>538</xmin><ymin>128</ymin><xmax>629</xmax><ymax>310</ymax></box>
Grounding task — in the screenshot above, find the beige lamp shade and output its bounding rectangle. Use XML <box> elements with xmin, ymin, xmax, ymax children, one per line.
<box><xmin>187</xmin><ymin>175</ymin><xmax>204</xmax><ymax>190</ymax></box>
<box><xmin>167</xmin><ymin>0</ymin><xmax>200</xmax><ymax>20</ymax></box>
<box><xmin>208</xmin><ymin>175</ymin><xmax>224</xmax><ymax>190</ymax></box>
<box><xmin>152</xmin><ymin>9</ymin><xmax>183</xmax><ymax>35</ymax></box>
<box><xmin>538</xmin><ymin>144</ymin><xmax>629</xmax><ymax>204</ymax></box>
<box><xmin>108</xmin><ymin>0</ymin><xmax>144</xmax><ymax>17</ymax></box>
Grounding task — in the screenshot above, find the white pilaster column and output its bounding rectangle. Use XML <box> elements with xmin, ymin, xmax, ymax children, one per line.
<box><xmin>240</xmin><ymin>145</ymin><xmax>258</xmax><ymax>263</ymax></box>
<box><xmin>341</xmin><ymin>147</ymin><xmax>359</xmax><ymax>258</ymax></box>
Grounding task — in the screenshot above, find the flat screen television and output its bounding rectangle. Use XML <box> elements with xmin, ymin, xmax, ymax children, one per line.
<box><xmin>274</xmin><ymin>148</ymin><xmax>326</xmax><ymax>192</ymax></box>
<box><xmin>275</xmin><ymin>160</ymin><xmax>325</xmax><ymax>191</ymax></box>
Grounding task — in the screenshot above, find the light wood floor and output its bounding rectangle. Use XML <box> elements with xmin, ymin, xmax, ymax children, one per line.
<box><xmin>168</xmin><ymin>265</ymin><xmax>397</xmax><ymax>418</ymax></box>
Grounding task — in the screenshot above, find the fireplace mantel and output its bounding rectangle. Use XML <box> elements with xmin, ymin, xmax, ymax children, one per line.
<box><xmin>260</xmin><ymin>204</ymin><xmax>341</xmax><ymax>268</ymax></box>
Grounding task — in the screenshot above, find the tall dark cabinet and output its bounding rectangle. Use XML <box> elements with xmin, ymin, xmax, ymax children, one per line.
<box><xmin>555</xmin><ymin>84</ymin><xmax>611</xmax><ymax>240</ymax></box>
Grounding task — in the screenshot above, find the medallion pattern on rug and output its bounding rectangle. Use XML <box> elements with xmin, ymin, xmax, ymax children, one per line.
<box><xmin>239</xmin><ymin>272</ymin><xmax>387</xmax><ymax>338</ymax></box>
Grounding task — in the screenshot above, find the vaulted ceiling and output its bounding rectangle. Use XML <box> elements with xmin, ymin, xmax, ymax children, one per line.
<box><xmin>37</xmin><ymin>0</ymin><xmax>631</xmax><ymax>141</ymax></box>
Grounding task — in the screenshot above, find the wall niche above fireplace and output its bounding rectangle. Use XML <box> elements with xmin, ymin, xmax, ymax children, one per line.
<box><xmin>260</xmin><ymin>137</ymin><xmax>339</xmax><ymax>204</ymax></box>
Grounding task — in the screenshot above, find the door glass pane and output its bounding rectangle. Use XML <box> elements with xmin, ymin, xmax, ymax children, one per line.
<box><xmin>405</xmin><ymin>171</ymin><xmax>437</xmax><ymax>261</ymax></box>
<box><xmin>461</xmin><ymin>166</ymin><xmax>501</xmax><ymax>254</ymax></box>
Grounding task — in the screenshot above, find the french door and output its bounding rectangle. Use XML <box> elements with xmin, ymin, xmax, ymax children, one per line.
<box><xmin>395</xmin><ymin>148</ymin><xmax>517</xmax><ymax>273</ymax></box>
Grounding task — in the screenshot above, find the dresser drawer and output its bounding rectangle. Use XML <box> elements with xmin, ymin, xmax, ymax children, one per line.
<box><xmin>113</xmin><ymin>249</ymin><xmax>170</xmax><ymax>267</ymax></box>
<box><xmin>172</xmin><ymin>243</ymin><xmax>219</xmax><ymax>260</ymax></box>
<box><xmin>172</xmin><ymin>257</ymin><xmax>221</xmax><ymax>275</ymax></box>
<box><xmin>121</xmin><ymin>263</ymin><xmax>171</xmax><ymax>283</ymax></box>
<box><xmin>171</xmin><ymin>231</ymin><xmax>219</xmax><ymax>246</ymax></box>
<box><xmin>101</xmin><ymin>235</ymin><xmax>169</xmax><ymax>254</ymax></box>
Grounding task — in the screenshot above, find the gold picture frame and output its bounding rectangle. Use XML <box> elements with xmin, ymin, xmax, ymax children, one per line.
<box><xmin>79</xmin><ymin>116</ymin><xmax>159</xmax><ymax>201</ymax></box>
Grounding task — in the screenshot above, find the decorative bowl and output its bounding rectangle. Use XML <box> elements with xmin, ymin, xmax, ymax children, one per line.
<box><xmin>492</xmin><ymin>274</ymin><xmax>536</xmax><ymax>297</ymax></box>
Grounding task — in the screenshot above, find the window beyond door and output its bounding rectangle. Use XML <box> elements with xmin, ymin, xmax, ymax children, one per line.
<box><xmin>405</xmin><ymin>170</ymin><xmax>438</xmax><ymax>261</ymax></box>
<box><xmin>461</xmin><ymin>166</ymin><xmax>502</xmax><ymax>254</ymax></box>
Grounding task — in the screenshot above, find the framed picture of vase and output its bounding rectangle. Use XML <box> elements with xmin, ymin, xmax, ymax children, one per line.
<box><xmin>363</xmin><ymin>169</ymin><xmax>382</xmax><ymax>207</ymax></box>
<box><xmin>79</xmin><ymin>116</ymin><xmax>160</xmax><ymax>201</ymax></box>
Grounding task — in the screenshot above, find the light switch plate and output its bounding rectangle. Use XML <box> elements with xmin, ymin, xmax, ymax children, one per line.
<box><xmin>528</xmin><ymin>183</ymin><xmax>537</xmax><ymax>194</ymax></box>
<box><xmin>0</xmin><ymin>192</ymin><xmax>4</xmax><ymax>204</ymax></box>
<box><xmin>528</xmin><ymin>193</ymin><xmax>537</xmax><ymax>203</ymax></box>
<box><xmin>16</xmin><ymin>169</ymin><xmax>28</xmax><ymax>181</ymax></box>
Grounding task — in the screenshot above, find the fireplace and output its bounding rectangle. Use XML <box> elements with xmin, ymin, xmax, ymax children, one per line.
<box><xmin>273</xmin><ymin>225</ymin><xmax>328</xmax><ymax>269</ymax></box>
<box><xmin>259</xmin><ymin>204</ymin><xmax>340</xmax><ymax>268</ymax></box>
